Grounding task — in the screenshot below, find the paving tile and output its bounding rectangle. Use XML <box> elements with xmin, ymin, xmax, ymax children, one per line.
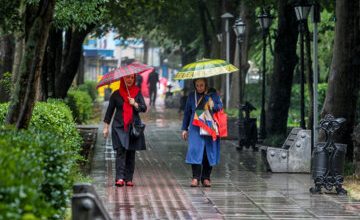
<box><xmin>88</xmin><ymin>102</ymin><xmax>360</xmax><ymax>220</ymax></box>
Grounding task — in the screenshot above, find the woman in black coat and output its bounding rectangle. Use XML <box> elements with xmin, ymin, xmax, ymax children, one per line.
<box><xmin>103</xmin><ymin>74</ymin><xmax>147</xmax><ymax>187</ymax></box>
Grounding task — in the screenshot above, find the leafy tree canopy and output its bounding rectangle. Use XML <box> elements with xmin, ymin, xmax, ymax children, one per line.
<box><xmin>54</xmin><ymin>0</ymin><xmax>109</xmax><ymax>29</ymax></box>
<box><xmin>0</xmin><ymin>0</ymin><xmax>22</xmax><ymax>33</ymax></box>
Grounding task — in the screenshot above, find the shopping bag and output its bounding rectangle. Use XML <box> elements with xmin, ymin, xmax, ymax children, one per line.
<box><xmin>193</xmin><ymin>109</ymin><xmax>218</xmax><ymax>141</ymax></box>
<box><xmin>199</xmin><ymin>118</ymin><xmax>219</xmax><ymax>137</ymax></box>
<box><xmin>213</xmin><ymin>109</ymin><xmax>228</xmax><ymax>137</ymax></box>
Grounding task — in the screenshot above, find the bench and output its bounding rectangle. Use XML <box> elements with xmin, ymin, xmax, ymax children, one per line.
<box><xmin>261</xmin><ymin>128</ymin><xmax>311</xmax><ymax>173</ymax></box>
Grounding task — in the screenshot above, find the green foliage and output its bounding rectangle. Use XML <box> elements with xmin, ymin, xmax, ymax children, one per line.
<box><xmin>248</xmin><ymin>4</ymin><xmax>278</xmax><ymax>75</ymax></box>
<box><xmin>249</xmin><ymin>8</ymin><xmax>335</xmax><ymax>84</ymax></box>
<box><xmin>288</xmin><ymin>83</ymin><xmax>328</xmax><ymax>126</ymax></box>
<box><xmin>0</xmin><ymin>71</ymin><xmax>12</xmax><ymax>95</ymax></box>
<box><xmin>77</xmin><ymin>81</ymin><xmax>98</xmax><ymax>102</ymax></box>
<box><xmin>54</xmin><ymin>0</ymin><xmax>108</xmax><ymax>29</ymax></box>
<box><xmin>103</xmin><ymin>0</ymin><xmax>204</xmax><ymax>59</ymax></box>
<box><xmin>0</xmin><ymin>103</ymin><xmax>7</xmax><ymax>121</ymax></box>
<box><xmin>0</xmin><ymin>100</ymin><xmax>82</xmax><ymax>154</ymax></box>
<box><xmin>0</xmin><ymin>0</ymin><xmax>22</xmax><ymax>33</ymax></box>
<box><xmin>31</xmin><ymin>99</ymin><xmax>82</xmax><ymax>152</ymax></box>
<box><xmin>226</xmin><ymin>83</ymin><xmax>264</xmax><ymax>119</ymax></box>
<box><xmin>310</xmin><ymin>9</ymin><xmax>336</xmax><ymax>82</ymax></box>
<box><xmin>244</xmin><ymin>83</ymin><xmax>263</xmax><ymax>108</ymax></box>
<box><xmin>224</xmin><ymin>108</ymin><xmax>238</xmax><ymax>118</ymax></box>
<box><xmin>0</xmin><ymin>128</ymin><xmax>53</xmax><ymax>219</ymax></box>
<box><xmin>0</xmin><ymin>101</ymin><xmax>83</xmax><ymax>219</ymax></box>
<box><xmin>344</xmin><ymin>161</ymin><xmax>356</xmax><ymax>176</ymax></box>
<box><xmin>105</xmin><ymin>0</ymin><xmax>169</xmax><ymax>38</ymax></box>
<box><xmin>65</xmin><ymin>89</ymin><xmax>93</xmax><ymax>124</ymax></box>
<box><xmin>225</xmin><ymin>107</ymin><xmax>260</xmax><ymax>121</ymax></box>
<box><xmin>0</xmin><ymin>128</ymin><xmax>79</xmax><ymax>219</ymax></box>
<box><xmin>1</xmin><ymin>0</ymin><xmax>108</xmax><ymax>34</ymax></box>
<box><xmin>317</xmin><ymin>83</ymin><xmax>328</xmax><ymax>106</ymax></box>
<box><xmin>237</xmin><ymin>83</ymin><xmax>328</xmax><ymax>128</ymax></box>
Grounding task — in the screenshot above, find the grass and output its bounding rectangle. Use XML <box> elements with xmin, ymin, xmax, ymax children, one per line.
<box><xmin>344</xmin><ymin>175</ymin><xmax>360</xmax><ymax>200</ymax></box>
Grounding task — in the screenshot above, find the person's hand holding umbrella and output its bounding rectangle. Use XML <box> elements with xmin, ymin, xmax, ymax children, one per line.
<box><xmin>128</xmin><ymin>97</ymin><xmax>139</xmax><ymax>109</ymax></box>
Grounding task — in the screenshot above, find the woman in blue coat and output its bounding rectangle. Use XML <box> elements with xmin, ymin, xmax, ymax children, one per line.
<box><xmin>181</xmin><ymin>78</ymin><xmax>223</xmax><ymax>187</ymax></box>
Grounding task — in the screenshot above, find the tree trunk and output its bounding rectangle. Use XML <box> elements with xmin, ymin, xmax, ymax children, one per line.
<box><xmin>198</xmin><ymin>0</ymin><xmax>212</xmax><ymax>57</ymax></box>
<box><xmin>143</xmin><ymin>38</ymin><xmax>149</xmax><ymax>64</ymax></box>
<box><xmin>11</xmin><ymin>35</ymin><xmax>25</xmax><ymax>86</ymax></box>
<box><xmin>39</xmin><ymin>27</ymin><xmax>62</xmax><ymax>99</ymax></box>
<box><xmin>52</xmin><ymin>29</ymin><xmax>63</xmax><ymax>97</ymax></box>
<box><xmin>266</xmin><ymin>0</ymin><xmax>299</xmax><ymax>135</ymax></box>
<box><xmin>62</xmin><ymin>29</ymin><xmax>72</xmax><ymax>69</ymax></box>
<box><xmin>229</xmin><ymin>1</ymin><xmax>255</xmax><ymax>108</ymax></box>
<box><xmin>0</xmin><ymin>34</ymin><xmax>14</xmax><ymax>102</ymax></box>
<box><xmin>208</xmin><ymin>0</ymin><xmax>223</xmax><ymax>91</ymax></box>
<box><xmin>39</xmin><ymin>48</ymin><xmax>48</xmax><ymax>101</ymax></box>
<box><xmin>55</xmin><ymin>26</ymin><xmax>93</xmax><ymax>98</ymax></box>
<box><xmin>6</xmin><ymin>0</ymin><xmax>56</xmax><ymax>129</ymax></box>
<box><xmin>320</xmin><ymin>0</ymin><xmax>360</xmax><ymax>160</ymax></box>
<box><xmin>76</xmin><ymin>54</ymin><xmax>85</xmax><ymax>85</ymax></box>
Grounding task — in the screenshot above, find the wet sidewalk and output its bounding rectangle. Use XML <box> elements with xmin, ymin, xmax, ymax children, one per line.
<box><xmin>90</xmin><ymin>101</ymin><xmax>360</xmax><ymax>219</ymax></box>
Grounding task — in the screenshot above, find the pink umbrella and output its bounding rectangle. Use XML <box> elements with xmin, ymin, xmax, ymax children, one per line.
<box><xmin>96</xmin><ymin>61</ymin><xmax>154</xmax><ymax>89</ymax></box>
<box><xmin>138</xmin><ymin>68</ymin><xmax>154</xmax><ymax>97</ymax></box>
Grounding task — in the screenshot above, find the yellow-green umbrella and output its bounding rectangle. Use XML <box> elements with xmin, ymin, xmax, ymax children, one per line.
<box><xmin>174</xmin><ymin>58</ymin><xmax>238</xmax><ymax>80</ymax></box>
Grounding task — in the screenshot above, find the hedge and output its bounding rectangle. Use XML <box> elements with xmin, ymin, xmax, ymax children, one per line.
<box><xmin>65</xmin><ymin>89</ymin><xmax>93</xmax><ymax>124</ymax></box>
<box><xmin>0</xmin><ymin>100</ymin><xmax>82</xmax><ymax>219</ymax></box>
<box><xmin>77</xmin><ymin>81</ymin><xmax>98</xmax><ymax>102</ymax></box>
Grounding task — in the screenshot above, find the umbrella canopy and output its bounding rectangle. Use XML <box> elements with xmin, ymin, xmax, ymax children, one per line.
<box><xmin>174</xmin><ymin>58</ymin><xmax>238</xmax><ymax>80</ymax></box>
<box><xmin>96</xmin><ymin>61</ymin><xmax>154</xmax><ymax>89</ymax></box>
<box><xmin>137</xmin><ymin>68</ymin><xmax>154</xmax><ymax>97</ymax></box>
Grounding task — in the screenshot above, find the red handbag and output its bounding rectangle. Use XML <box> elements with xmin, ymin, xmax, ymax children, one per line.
<box><xmin>213</xmin><ymin>109</ymin><xmax>228</xmax><ymax>137</ymax></box>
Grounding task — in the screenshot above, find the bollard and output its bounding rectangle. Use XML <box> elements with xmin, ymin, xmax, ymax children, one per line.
<box><xmin>237</xmin><ymin>102</ymin><xmax>258</xmax><ymax>151</ymax></box>
<box><xmin>72</xmin><ymin>183</ymin><xmax>112</xmax><ymax>220</ymax></box>
<box><xmin>310</xmin><ymin>114</ymin><xmax>347</xmax><ymax>195</ymax></box>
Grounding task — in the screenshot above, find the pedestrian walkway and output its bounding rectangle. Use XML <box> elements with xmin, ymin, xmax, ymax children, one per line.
<box><xmin>90</xmin><ymin>101</ymin><xmax>360</xmax><ymax>219</ymax></box>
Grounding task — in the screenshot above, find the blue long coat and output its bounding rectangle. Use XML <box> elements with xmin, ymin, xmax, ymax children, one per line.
<box><xmin>181</xmin><ymin>90</ymin><xmax>223</xmax><ymax>166</ymax></box>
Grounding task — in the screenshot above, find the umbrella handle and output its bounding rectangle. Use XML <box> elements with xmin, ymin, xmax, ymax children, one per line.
<box><xmin>124</xmin><ymin>81</ymin><xmax>130</xmax><ymax>97</ymax></box>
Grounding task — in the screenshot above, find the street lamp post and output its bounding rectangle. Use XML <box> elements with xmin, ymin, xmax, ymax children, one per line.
<box><xmin>312</xmin><ymin>2</ymin><xmax>321</xmax><ymax>149</ymax></box>
<box><xmin>233</xmin><ymin>18</ymin><xmax>246</xmax><ymax>149</ymax></box>
<box><xmin>257</xmin><ymin>9</ymin><xmax>274</xmax><ymax>140</ymax></box>
<box><xmin>221</xmin><ymin>13</ymin><xmax>234</xmax><ymax>109</ymax></box>
<box><xmin>294</xmin><ymin>1</ymin><xmax>311</xmax><ymax>129</ymax></box>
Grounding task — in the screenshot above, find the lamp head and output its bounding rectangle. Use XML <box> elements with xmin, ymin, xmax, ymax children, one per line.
<box><xmin>233</xmin><ymin>18</ymin><xmax>246</xmax><ymax>37</ymax></box>
<box><xmin>294</xmin><ymin>2</ymin><xmax>312</xmax><ymax>21</ymax></box>
<box><xmin>258</xmin><ymin>10</ymin><xmax>274</xmax><ymax>31</ymax></box>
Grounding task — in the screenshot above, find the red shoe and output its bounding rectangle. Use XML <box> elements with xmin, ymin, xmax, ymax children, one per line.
<box><xmin>126</xmin><ymin>181</ymin><xmax>134</xmax><ymax>187</ymax></box>
<box><xmin>115</xmin><ymin>179</ymin><xmax>125</xmax><ymax>187</ymax></box>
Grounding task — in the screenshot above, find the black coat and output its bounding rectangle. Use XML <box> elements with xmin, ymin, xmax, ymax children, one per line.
<box><xmin>147</xmin><ymin>71</ymin><xmax>159</xmax><ymax>90</ymax></box>
<box><xmin>104</xmin><ymin>90</ymin><xmax>147</xmax><ymax>151</ymax></box>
